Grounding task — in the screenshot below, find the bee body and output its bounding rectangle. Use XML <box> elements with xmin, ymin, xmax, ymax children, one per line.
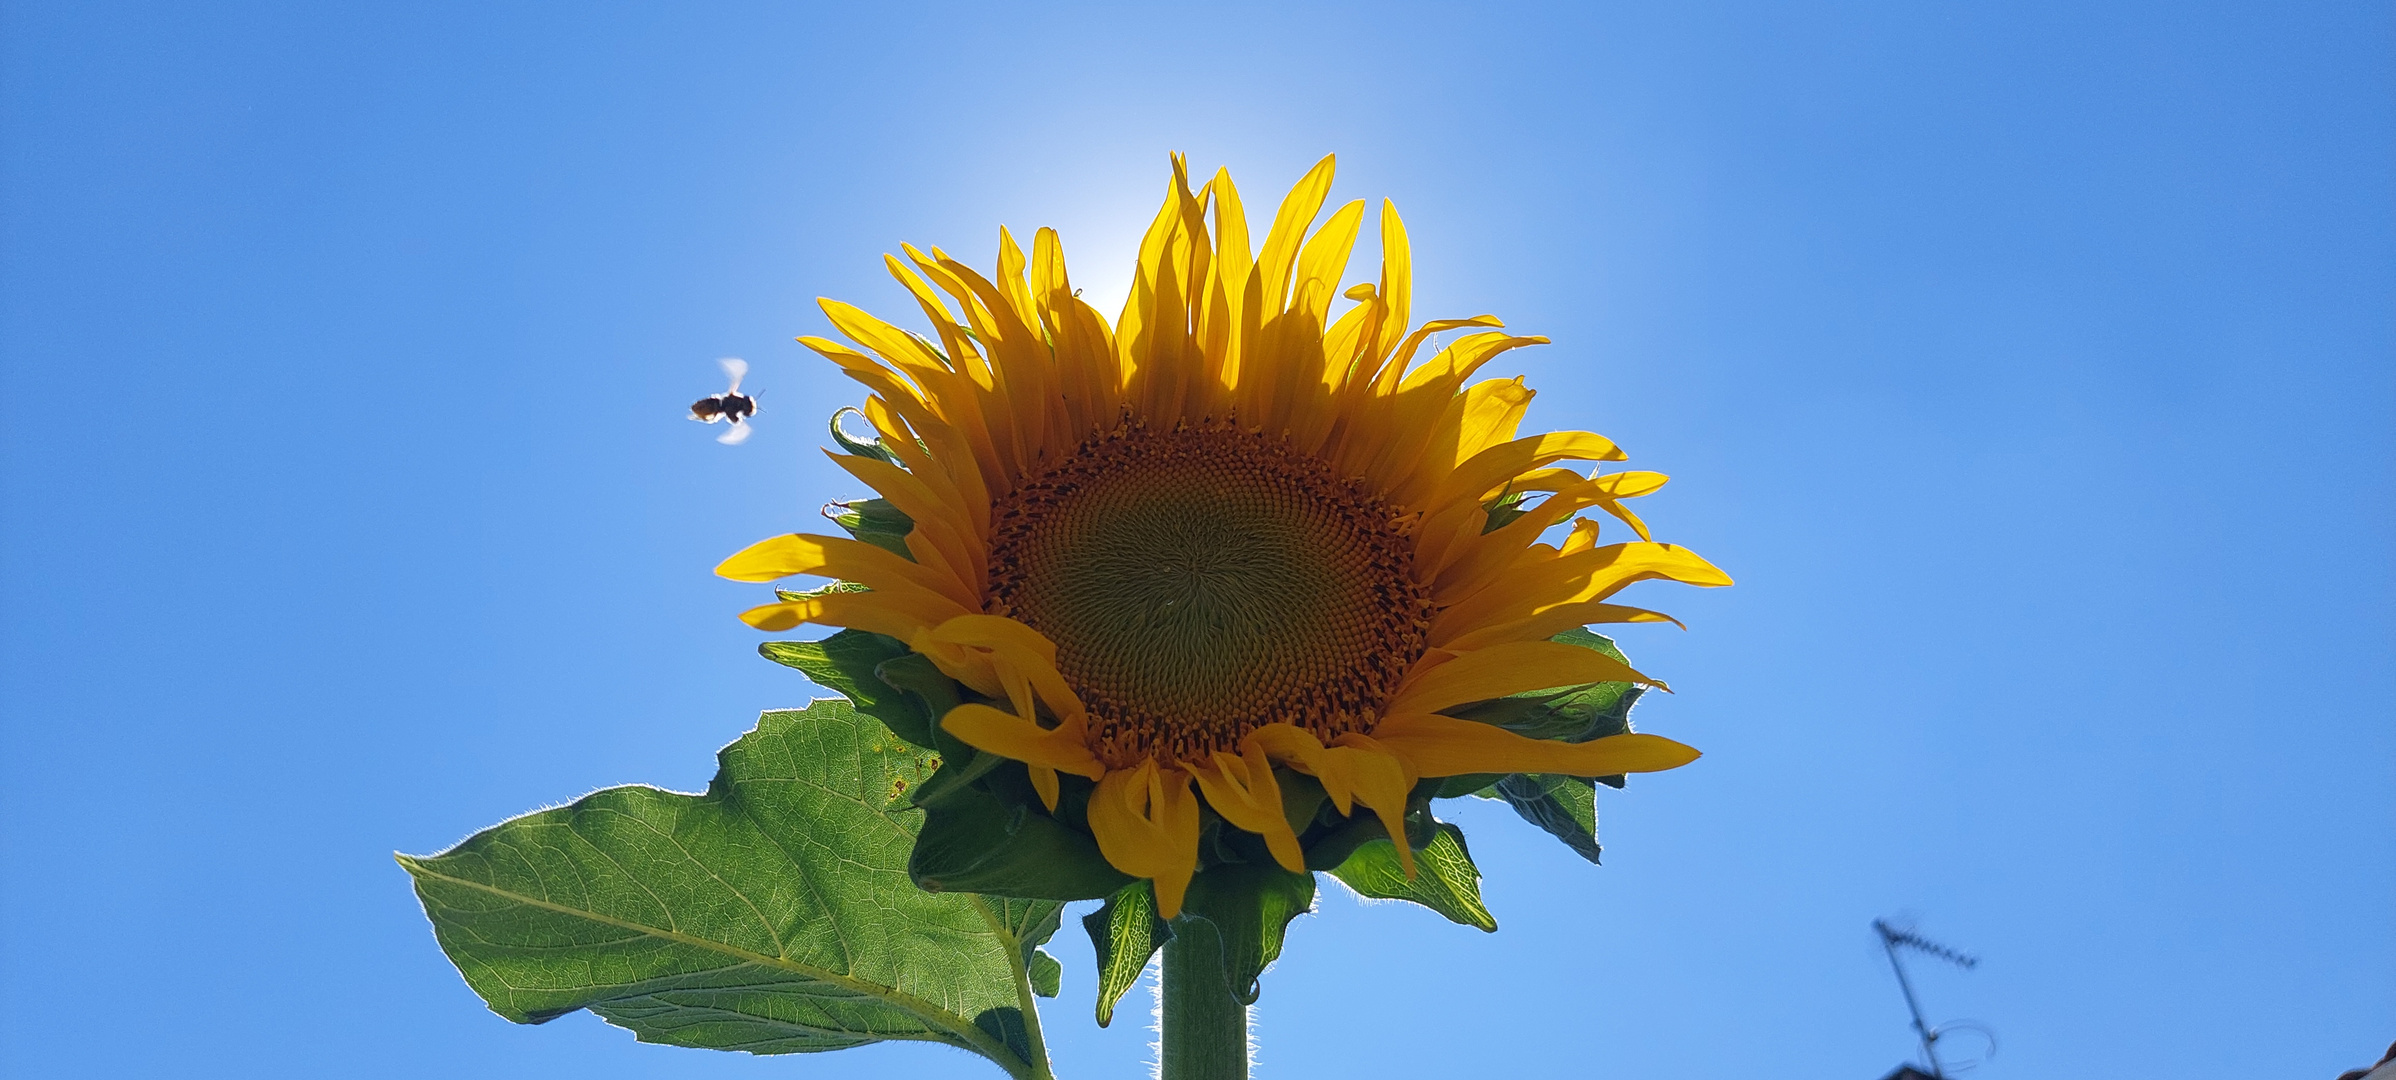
<box><xmin>690</xmin><ymin>358</ymin><xmax>757</xmax><ymax>444</ymax></box>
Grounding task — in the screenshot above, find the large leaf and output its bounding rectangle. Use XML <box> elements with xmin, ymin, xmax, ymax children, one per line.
<box><xmin>1083</xmin><ymin>880</ymin><xmax>1173</xmax><ymax>1027</ymax></box>
<box><xmin>1328</xmin><ymin>822</ymin><xmax>1497</xmax><ymax>932</ymax></box>
<box><xmin>399</xmin><ymin>700</ymin><xmax>1058</xmax><ymax>1079</ymax></box>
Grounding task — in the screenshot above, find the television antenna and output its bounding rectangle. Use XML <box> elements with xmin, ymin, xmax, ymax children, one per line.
<box><xmin>1873</xmin><ymin>918</ymin><xmax>1990</xmax><ymax>1078</ymax></box>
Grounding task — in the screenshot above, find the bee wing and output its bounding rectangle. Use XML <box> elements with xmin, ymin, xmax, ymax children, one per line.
<box><xmin>718</xmin><ymin>357</ymin><xmax>749</xmax><ymax>393</ymax></box>
<box><xmin>716</xmin><ymin>419</ymin><xmax>754</xmax><ymax>445</ymax></box>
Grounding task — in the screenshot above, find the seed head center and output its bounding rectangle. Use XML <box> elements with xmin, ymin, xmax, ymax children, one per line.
<box><xmin>986</xmin><ymin>422</ymin><xmax>1433</xmax><ymax>769</ymax></box>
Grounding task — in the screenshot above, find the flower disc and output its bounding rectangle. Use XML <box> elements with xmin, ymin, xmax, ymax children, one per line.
<box><xmin>987</xmin><ymin>422</ymin><xmax>1434</xmax><ymax>768</ymax></box>
<box><xmin>720</xmin><ymin>155</ymin><xmax>1733</xmax><ymax>915</ymax></box>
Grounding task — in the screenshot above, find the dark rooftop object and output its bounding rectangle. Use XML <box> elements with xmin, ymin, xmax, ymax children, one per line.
<box><xmin>1875</xmin><ymin>918</ymin><xmax>1983</xmax><ymax>1078</ymax></box>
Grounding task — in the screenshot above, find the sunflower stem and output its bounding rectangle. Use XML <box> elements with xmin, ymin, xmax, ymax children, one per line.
<box><xmin>1159</xmin><ymin>917</ymin><xmax>1248</xmax><ymax>1080</ymax></box>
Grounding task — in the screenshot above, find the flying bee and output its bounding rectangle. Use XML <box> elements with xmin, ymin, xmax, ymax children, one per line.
<box><xmin>689</xmin><ymin>358</ymin><xmax>757</xmax><ymax>444</ymax></box>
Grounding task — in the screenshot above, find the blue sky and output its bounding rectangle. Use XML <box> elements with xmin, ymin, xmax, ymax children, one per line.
<box><xmin>2</xmin><ymin>3</ymin><xmax>2389</xmax><ymax>1078</ymax></box>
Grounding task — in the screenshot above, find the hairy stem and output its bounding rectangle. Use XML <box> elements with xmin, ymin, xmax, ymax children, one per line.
<box><xmin>1159</xmin><ymin>918</ymin><xmax>1248</xmax><ymax>1080</ymax></box>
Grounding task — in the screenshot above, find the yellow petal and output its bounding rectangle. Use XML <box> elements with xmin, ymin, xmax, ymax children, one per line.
<box><xmin>1424</xmin><ymin>430</ymin><xmax>1627</xmax><ymax>516</ymax></box>
<box><xmin>1376</xmin><ymin>315</ymin><xmax>1505</xmax><ymax>390</ymax></box>
<box><xmin>1386</xmin><ymin>640</ymin><xmax>1665</xmax><ymax>717</ymax></box>
<box><xmin>1371</xmin><ymin>200</ymin><xmax>1412</xmax><ymax>367</ymax></box>
<box><xmin>921</xmin><ymin>615</ymin><xmax>1087</xmax><ymax>722</ymax></box>
<box><xmin>861</xmin><ymin>394</ymin><xmax>989</xmax><ymax>542</ymax></box>
<box><xmin>1290</xmin><ymin>199</ymin><xmax>1366</xmax><ymax>332</ymax></box>
<box><xmin>1086</xmin><ymin>762</ymin><xmax>1203</xmax><ymax>919</ymax></box>
<box><xmin>1254</xmin><ymin>154</ymin><xmax>1337</xmax><ymax>317</ymax></box>
<box><xmin>1429</xmin><ymin>482</ymin><xmax>1630</xmax><ymax>594</ymax></box>
<box><xmin>1151</xmin><ymin>770</ymin><xmax>1201</xmax><ymax>919</ymax></box>
<box><xmin>1367</xmin><ymin>335</ymin><xmax>1555</xmax><ymax>506</ymax></box>
<box><xmin>1325</xmin><ymin>734</ymin><xmax>1417</xmax><ymax>878</ymax></box>
<box><xmin>1431</xmin><ymin>541</ymin><xmax>1731</xmax><ymax>646</ymax></box>
<box><xmin>939</xmin><ymin>704</ymin><xmax>1105</xmax><ymax>780</ymax></box>
<box><xmin>1393</xmin><ymin>330</ymin><xmax>1549</xmax><ymax>394</ymax></box>
<box><xmin>927</xmin><ymin>612</ymin><xmax>1058</xmax><ymax>664</ymax></box>
<box><xmin>1189</xmin><ymin>744</ymin><xmax>1305</xmax><ymax>873</ymax></box>
<box><xmin>1442</xmin><ymin>601</ymin><xmax>1685</xmax><ymax>652</ymax></box>
<box><xmin>1559</xmin><ymin>518</ymin><xmax>1603</xmax><ymax>555</ymax></box>
<box><xmin>824</xmin><ymin>449</ymin><xmax>985</xmax><ymax>588</ymax></box>
<box><xmin>1452</xmin><ymin>376</ymin><xmax>1535</xmax><ymax>466</ymax></box>
<box><xmin>1372</xmin><ymin>713</ymin><xmax>1701</xmax><ymax>779</ymax></box>
<box><xmin>715</xmin><ymin>532</ymin><xmax>977</xmax><ymax>612</ymax></box>
<box><xmin>1249</xmin><ymin>723</ymin><xmax>1342</xmax><ymax>812</ymax></box>
<box><xmin>736</xmin><ymin>590</ymin><xmax>948</xmax><ymax>640</ymax></box>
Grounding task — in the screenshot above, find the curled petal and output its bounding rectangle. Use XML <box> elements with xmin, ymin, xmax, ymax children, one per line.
<box><xmin>1189</xmin><ymin>741</ymin><xmax>1305</xmax><ymax>873</ymax></box>
<box><xmin>939</xmin><ymin>705</ymin><xmax>1105</xmax><ymax>789</ymax></box>
<box><xmin>1427</xmin><ymin>430</ymin><xmax>1627</xmax><ymax>516</ymax></box>
<box><xmin>912</xmin><ymin>615</ymin><xmax>1086</xmax><ymax>722</ymax></box>
<box><xmin>738</xmin><ymin>591</ymin><xmax>950</xmax><ymax>640</ymax></box>
<box><xmin>1250</xmin><ymin>724</ymin><xmax>1340</xmax><ymax>811</ymax></box>
<box><xmin>1087</xmin><ymin>762</ymin><xmax>1202</xmax><ymax>918</ymax></box>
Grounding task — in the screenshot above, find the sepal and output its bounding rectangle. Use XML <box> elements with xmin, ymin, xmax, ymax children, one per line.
<box><xmin>757</xmin><ymin>629</ymin><xmax>936</xmax><ymax>748</ymax></box>
<box><xmin>1491</xmin><ymin>773</ymin><xmax>1601</xmax><ymax>864</ymax></box>
<box><xmin>1083</xmin><ymin>880</ymin><xmax>1174</xmax><ymax>1027</ymax></box>
<box><xmin>826</xmin><ymin>497</ymin><xmax>914</xmax><ymax>559</ymax></box>
<box><xmin>1328</xmin><ymin>821</ymin><xmax>1497</xmax><ymax>931</ymax></box>
<box><xmin>910</xmin><ymin>779</ymin><xmax>1132</xmax><ymax>901</ymax></box>
<box><xmin>828</xmin><ymin>405</ymin><xmax>902</xmax><ymax>464</ymax></box>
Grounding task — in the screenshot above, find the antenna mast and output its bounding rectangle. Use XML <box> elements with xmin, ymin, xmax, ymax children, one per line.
<box><xmin>1873</xmin><ymin>918</ymin><xmax>1978</xmax><ymax>1078</ymax></box>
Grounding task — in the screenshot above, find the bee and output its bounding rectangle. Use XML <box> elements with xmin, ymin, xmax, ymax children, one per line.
<box><xmin>689</xmin><ymin>358</ymin><xmax>757</xmax><ymax>444</ymax></box>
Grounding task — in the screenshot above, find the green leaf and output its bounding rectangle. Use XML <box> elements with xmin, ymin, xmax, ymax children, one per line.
<box><xmin>1082</xmin><ymin>880</ymin><xmax>1173</xmax><ymax>1028</ymax></box>
<box><xmin>910</xmin><ymin>780</ymin><xmax>1133</xmax><ymax>901</ymax></box>
<box><xmin>1176</xmin><ymin>861</ymin><xmax>1316</xmax><ymax>1006</ymax></box>
<box><xmin>398</xmin><ymin>701</ymin><xmax>1053</xmax><ymax>1078</ymax></box>
<box><xmin>1327</xmin><ymin>822</ymin><xmax>1497</xmax><ymax>932</ymax></box>
<box><xmin>984</xmin><ymin>897</ymin><xmax>1066</xmax><ymax>1003</ymax></box>
<box><xmin>830</xmin><ymin>497</ymin><xmax>914</xmax><ymax>559</ymax></box>
<box><xmin>758</xmin><ymin>630</ymin><xmax>936</xmax><ymax>749</ymax></box>
<box><xmin>1027</xmin><ymin>951</ymin><xmax>1061</xmax><ymax>998</ymax></box>
<box><xmin>988</xmin><ymin>895</ymin><xmax>1065</xmax><ymax>968</ymax></box>
<box><xmin>1492</xmin><ymin>773</ymin><xmax>1601</xmax><ymax>864</ymax></box>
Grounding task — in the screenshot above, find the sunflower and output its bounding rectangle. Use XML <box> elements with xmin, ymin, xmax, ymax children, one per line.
<box><xmin>719</xmin><ymin>155</ymin><xmax>1730</xmax><ymax>919</ymax></box>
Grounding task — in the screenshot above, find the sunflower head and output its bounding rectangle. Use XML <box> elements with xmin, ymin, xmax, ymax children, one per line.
<box><xmin>722</xmin><ymin>155</ymin><xmax>1730</xmax><ymax>1011</ymax></box>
